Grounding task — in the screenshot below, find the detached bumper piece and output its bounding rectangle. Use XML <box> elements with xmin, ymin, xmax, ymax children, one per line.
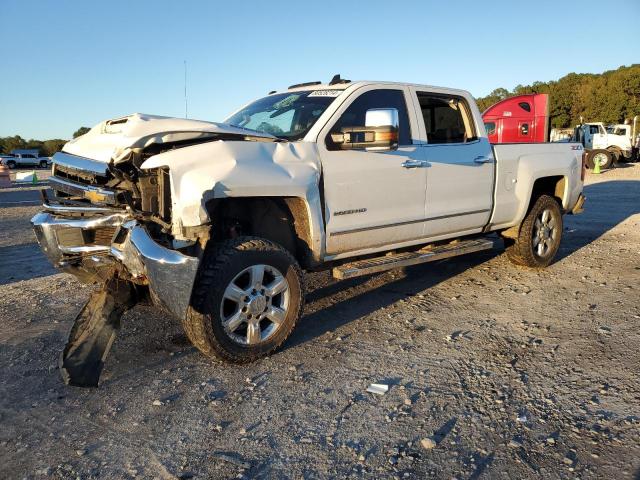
<box><xmin>31</xmin><ymin>201</ymin><xmax>200</xmax><ymax>387</ymax></box>
<box><xmin>60</xmin><ymin>277</ymin><xmax>137</xmax><ymax>387</ymax></box>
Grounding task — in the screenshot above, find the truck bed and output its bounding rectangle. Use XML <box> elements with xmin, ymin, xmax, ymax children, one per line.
<box><xmin>489</xmin><ymin>142</ymin><xmax>584</xmax><ymax>230</ymax></box>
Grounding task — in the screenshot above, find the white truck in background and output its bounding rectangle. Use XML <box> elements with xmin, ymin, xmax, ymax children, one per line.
<box><xmin>1</xmin><ymin>150</ymin><xmax>51</xmax><ymax>169</ymax></box>
<box><xmin>573</xmin><ymin>121</ymin><xmax>636</xmax><ymax>168</ymax></box>
<box><xmin>31</xmin><ymin>76</ymin><xmax>585</xmax><ymax>387</ymax></box>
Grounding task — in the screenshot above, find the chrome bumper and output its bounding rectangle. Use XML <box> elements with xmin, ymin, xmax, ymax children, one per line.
<box><xmin>31</xmin><ymin>206</ymin><xmax>199</xmax><ymax>320</ymax></box>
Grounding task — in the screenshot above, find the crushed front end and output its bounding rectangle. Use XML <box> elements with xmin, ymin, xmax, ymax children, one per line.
<box><xmin>31</xmin><ymin>151</ymin><xmax>202</xmax><ymax>387</ymax></box>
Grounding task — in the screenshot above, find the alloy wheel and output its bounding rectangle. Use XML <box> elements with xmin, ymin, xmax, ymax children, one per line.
<box><xmin>532</xmin><ymin>208</ymin><xmax>558</xmax><ymax>258</ymax></box>
<box><xmin>219</xmin><ymin>264</ymin><xmax>290</xmax><ymax>345</ymax></box>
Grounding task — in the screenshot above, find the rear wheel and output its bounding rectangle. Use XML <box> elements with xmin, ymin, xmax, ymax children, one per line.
<box><xmin>39</xmin><ymin>160</ymin><xmax>48</xmax><ymax>168</ymax></box>
<box><xmin>506</xmin><ymin>195</ymin><xmax>563</xmax><ymax>268</ymax></box>
<box><xmin>587</xmin><ymin>149</ymin><xmax>613</xmax><ymax>169</ymax></box>
<box><xmin>185</xmin><ymin>236</ymin><xmax>303</xmax><ymax>363</ymax></box>
<box><xmin>6</xmin><ymin>160</ymin><xmax>16</xmax><ymax>169</ymax></box>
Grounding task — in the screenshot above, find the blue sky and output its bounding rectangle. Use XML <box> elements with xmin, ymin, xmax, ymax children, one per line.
<box><xmin>1</xmin><ymin>0</ymin><xmax>638</xmax><ymax>139</ymax></box>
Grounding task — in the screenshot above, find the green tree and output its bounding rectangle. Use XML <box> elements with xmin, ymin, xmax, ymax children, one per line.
<box><xmin>73</xmin><ymin>127</ymin><xmax>90</xmax><ymax>138</ymax></box>
<box><xmin>41</xmin><ymin>139</ymin><xmax>67</xmax><ymax>157</ymax></box>
<box><xmin>0</xmin><ymin>135</ymin><xmax>26</xmax><ymax>154</ymax></box>
<box><xmin>476</xmin><ymin>88</ymin><xmax>510</xmax><ymax>112</ymax></box>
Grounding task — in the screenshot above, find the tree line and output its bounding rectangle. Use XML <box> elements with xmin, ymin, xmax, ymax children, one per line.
<box><xmin>0</xmin><ymin>127</ymin><xmax>90</xmax><ymax>157</ymax></box>
<box><xmin>475</xmin><ymin>64</ymin><xmax>640</xmax><ymax>128</ymax></box>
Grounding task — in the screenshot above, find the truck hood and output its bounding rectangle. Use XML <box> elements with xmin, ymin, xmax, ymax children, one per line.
<box><xmin>62</xmin><ymin>113</ymin><xmax>277</xmax><ymax>163</ymax></box>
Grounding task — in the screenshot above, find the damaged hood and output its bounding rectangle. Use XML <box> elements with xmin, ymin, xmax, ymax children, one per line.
<box><xmin>62</xmin><ymin>113</ymin><xmax>277</xmax><ymax>163</ymax></box>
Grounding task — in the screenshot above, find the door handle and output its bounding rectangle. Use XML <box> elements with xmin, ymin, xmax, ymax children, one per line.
<box><xmin>473</xmin><ymin>156</ymin><xmax>493</xmax><ymax>164</ymax></box>
<box><xmin>401</xmin><ymin>159</ymin><xmax>428</xmax><ymax>168</ymax></box>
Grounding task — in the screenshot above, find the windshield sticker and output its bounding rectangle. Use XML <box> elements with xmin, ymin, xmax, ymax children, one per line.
<box><xmin>308</xmin><ymin>90</ymin><xmax>342</xmax><ymax>97</ymax></box>
<box><xmin>273</xmin><ymin>94</ymin><xmax>300</xmax><ymax>109</ymax></box>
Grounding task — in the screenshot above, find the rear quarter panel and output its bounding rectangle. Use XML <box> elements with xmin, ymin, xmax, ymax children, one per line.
<box><xmin>490</xmin><ymin>143</ymin><xmax>584</xmax><ymax>229</ymax></box>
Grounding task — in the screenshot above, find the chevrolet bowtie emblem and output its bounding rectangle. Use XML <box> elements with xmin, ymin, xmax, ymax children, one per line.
<box><xmin>84</xmin><ymin>190</ymin><xmax>107</xmax><ymax>203</ymax></box>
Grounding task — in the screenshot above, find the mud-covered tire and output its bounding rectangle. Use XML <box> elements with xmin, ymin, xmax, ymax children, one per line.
<box><xmin>586</xmin><ymin>149</ymin><xmax>613</xmax><ymax>169</ymax></box>
<box><xmin>506</xmin><ymin>195</ymin><xmax>563</xmax><ymax>268</ymax></box>
<box><xmin>185</xmin><ymin>236</ymin><xmax>304</xmax><ymax>363</ymax></box>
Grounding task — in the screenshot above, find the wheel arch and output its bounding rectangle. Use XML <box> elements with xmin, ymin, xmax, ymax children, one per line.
<box><xmin>606</xmin><ymin>145</ymin><xmax>622</xmax><ymax>161</ymax></box>
<box><xmin>529</xmin><ymin>175</ymin><xmax>566</xmax><ymax>210</ymax></box>
<box><xmin>205</xmin><ymin>196</ymin><xmax>319</xmax><ymax>268</ymax></box>
<box><xmin>501</xmin><ymin>175</ymin><xmax>566</xmax><ymax>239</ymax></box>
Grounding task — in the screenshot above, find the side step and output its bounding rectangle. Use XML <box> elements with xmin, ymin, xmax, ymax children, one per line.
<box><xmin>332</xmin><ymin>237</ymin><xmax>497</xmax><ymax>280</ymax></box>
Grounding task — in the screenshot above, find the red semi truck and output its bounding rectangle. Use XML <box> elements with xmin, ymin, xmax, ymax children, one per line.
<box><xmin>482</xmin><ymin>93</ymin><xmax>549</xmax><ymax>143</ymax></box>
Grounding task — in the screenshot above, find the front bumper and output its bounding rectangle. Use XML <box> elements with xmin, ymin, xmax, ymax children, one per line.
<box><xmin>31</xmin><ymin>204</ymin><xmax>199</xmax><ymax>320</ymax></box>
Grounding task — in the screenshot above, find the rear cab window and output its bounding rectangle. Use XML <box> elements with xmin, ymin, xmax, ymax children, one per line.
<box><xmin>415</xmin><ymin>92</ymin><xmax>477</xmax><ymax>144</ymax></box>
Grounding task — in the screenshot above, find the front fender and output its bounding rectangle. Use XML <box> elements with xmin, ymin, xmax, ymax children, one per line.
<box><xmin>141</xmin><ymin>140</ymin><xmax>326</xmax><ymax>260</ymax></box>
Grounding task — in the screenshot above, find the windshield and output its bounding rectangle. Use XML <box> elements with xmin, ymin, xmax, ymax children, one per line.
<box><xmin>225</xmin><ymin>90</ymin><xmax>341</xmax><ymax>141</ymax></box>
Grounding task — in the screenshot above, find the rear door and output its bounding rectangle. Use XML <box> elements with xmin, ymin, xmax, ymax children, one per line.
<box><xmin>409</xmin><ymin>88</ymin><xmax>495</xmax><ymax>238</ymax></box>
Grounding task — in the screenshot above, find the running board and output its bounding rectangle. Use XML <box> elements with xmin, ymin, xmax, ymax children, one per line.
<box><xmin>332</xmin><ymin>238</ymin><xmax>497</xmax><ymax>280</ymax></box>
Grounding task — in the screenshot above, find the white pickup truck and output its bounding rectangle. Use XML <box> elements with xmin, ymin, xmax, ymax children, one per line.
<box><xmin>32</xmin><ymin>77</ymin><xmax>585</xmax><ymax>386</ymax></box>
<box><xmin>1</xmin><ymin>152</ymin><xmax>51</xmax><ymax>169</ymax></box>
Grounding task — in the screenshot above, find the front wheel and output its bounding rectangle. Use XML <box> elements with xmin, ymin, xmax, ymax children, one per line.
<box><xmin>505</xmin><ymin>195</ymin><xmax>563</xmax><ymax>268</ymax></box>
<box><xmin>185</xmin><ymin>236</ymin><xmax>304</xmax><ymax>363</ymax></box>
<box><xmin>39</xmin><ymin>160</ymin><xmax>48</xmax><ymax>168</ymax></box>
<box><xmin>6</xmin><ymin>160</ymin><xmax>16</xmax><ymax>169</ymax></box>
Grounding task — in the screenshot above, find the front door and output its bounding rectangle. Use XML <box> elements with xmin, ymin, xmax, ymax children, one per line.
<box><xmin>318</xmin><ymin>87</ymin><xmax>427</xmax><ymax>255</ymax></box>
<box><xmin>410</xmin><ymin>89</ymin><xmax>495</xmax><ymax>238</ymax></box>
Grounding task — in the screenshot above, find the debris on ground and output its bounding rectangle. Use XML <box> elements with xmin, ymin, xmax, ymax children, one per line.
<box><xmin>366</xmin><ymin>383</ymin><xmax>389</xmax><ymax>395</ymax></box>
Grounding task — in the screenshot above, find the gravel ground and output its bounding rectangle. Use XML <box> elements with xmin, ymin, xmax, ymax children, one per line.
<box><xmin>0</xmin><ymin>165</ymin><xmax>639</xmax><ymax>479</ymax></box>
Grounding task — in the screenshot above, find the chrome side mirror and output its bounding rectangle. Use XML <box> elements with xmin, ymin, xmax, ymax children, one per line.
<box><xmin>365</xmin><ymin>108</ymin><xmax>399</xmax><ymax>129</ymax></box>
<box><xmin>330</xmin><ymin>108</ymin><xmax>400</xmax><ymax>151</ymax></box>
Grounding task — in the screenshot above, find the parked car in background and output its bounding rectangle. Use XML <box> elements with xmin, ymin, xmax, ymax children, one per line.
<box><xmin>1</xmin><ymin>153</ymin><xmax>51</xmax><ymax>169</ymax></box>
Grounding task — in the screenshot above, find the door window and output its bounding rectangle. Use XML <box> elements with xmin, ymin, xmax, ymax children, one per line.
<box><xmin>416</xmin><ymin>93</ymin><xmax>476</xmax><ymax>144</ymax></box>
<box><xmin>326</xmin><ymin>89</ymin><xmax>412</xmax><ymax>150</ymax></box>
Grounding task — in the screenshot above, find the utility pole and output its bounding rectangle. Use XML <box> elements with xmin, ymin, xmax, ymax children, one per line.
<box><xmin>184</xmin><ymin>60</ymin><xmax>188</xmax><ymax>119</ymax></box>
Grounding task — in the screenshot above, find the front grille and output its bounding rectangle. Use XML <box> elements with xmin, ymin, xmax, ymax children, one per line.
<box><xmin>55</xmin><ymin>226</ymin><xmax>117</xmax><ymax>249</ymax></box>
<box><xmin>49</xmin><ymin>176</ymin><xmax>118</xmax><ymax>205</ymax></box>
<box><xmin>53</xmin><ymin>164</ymin><xmax>109</xmax><ymax>186</ymax></box>
<box><xmin>92</xmin><ymin>226</ymin><xmax>117</xmax><ymax>245</ymax></box>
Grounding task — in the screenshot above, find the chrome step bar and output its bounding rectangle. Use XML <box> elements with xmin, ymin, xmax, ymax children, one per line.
<box><xmin>332</xmin><ymin>238</ymin><xmax>497</xmax><ymax>280</ymax></box>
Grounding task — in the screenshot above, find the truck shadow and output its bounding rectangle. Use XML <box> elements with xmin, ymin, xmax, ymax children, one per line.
<box><xmin>556</xmin><ymin>179</ymin><xmax>640</xmax><ymax>262</ymax></box>
<box><xmin>288</xmin><ymin>248</ymin><xmax>501</xmax><ymax>350</ymax></box>
<box><xmin>290</xmin><ymin>179</ymin><xmax>639</xmax><ymax>349</ymax></box>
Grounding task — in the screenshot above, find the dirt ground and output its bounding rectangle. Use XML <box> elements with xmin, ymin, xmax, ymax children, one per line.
<box><xmin>0</xmin><ymin>165</ymin><xmax>639</xmax><ymax>479</ymax></box>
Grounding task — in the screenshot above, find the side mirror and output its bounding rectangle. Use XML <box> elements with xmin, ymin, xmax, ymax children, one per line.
<box><xmin>330</xmin><ymin>108</ymin><xmax>399</xmax><ymax>151</ymax></box>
